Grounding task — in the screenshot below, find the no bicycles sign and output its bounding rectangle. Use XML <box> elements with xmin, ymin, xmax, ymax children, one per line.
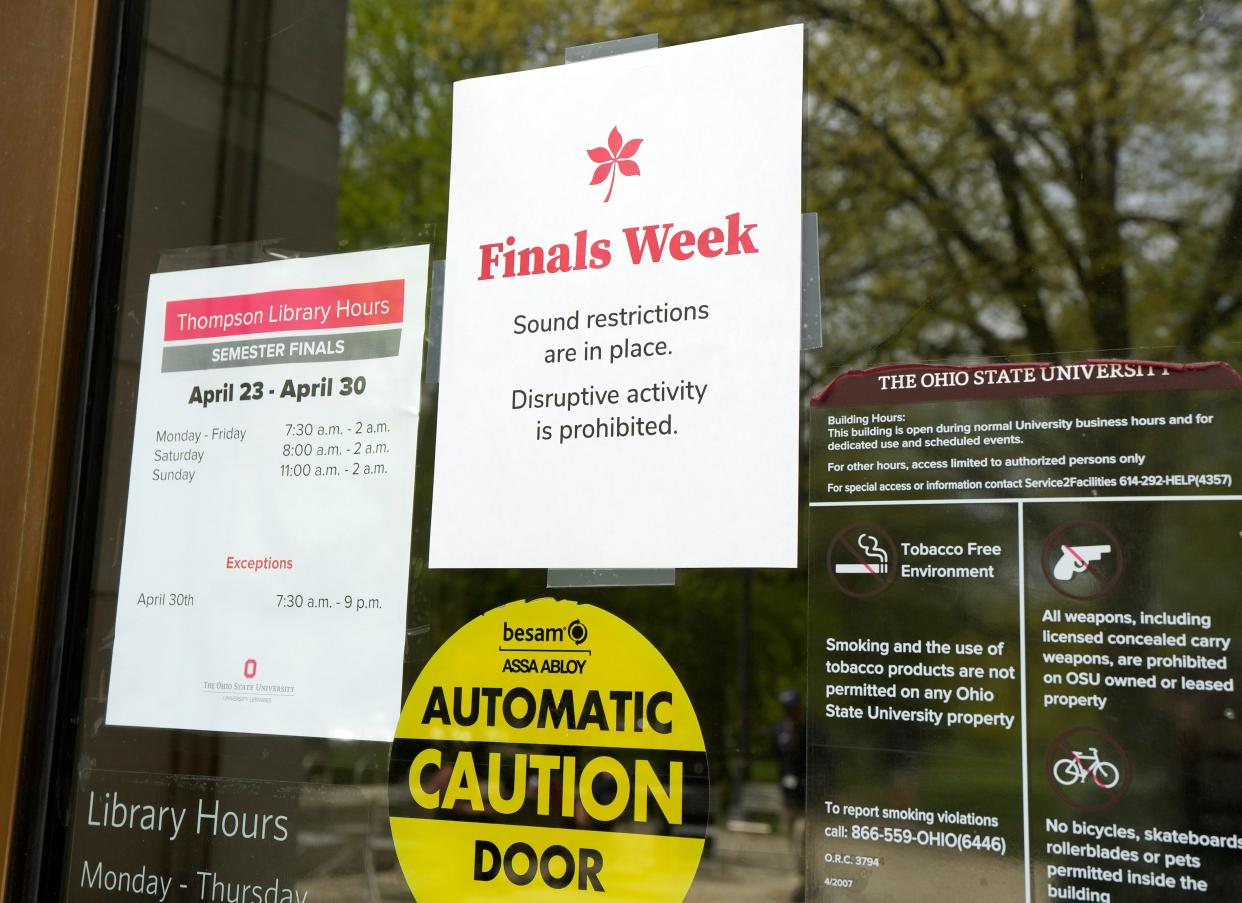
<box><xmin>389</xmin><ymin>598</ymin><xmax>708</xmax><ymax>901</ymax></box>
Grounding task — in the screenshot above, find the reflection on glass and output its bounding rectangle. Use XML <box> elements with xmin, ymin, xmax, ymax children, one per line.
<box><xmin>55</xmin><ymin>2</ymin><xmax>1240</xmax><ymax>902</ymax></box>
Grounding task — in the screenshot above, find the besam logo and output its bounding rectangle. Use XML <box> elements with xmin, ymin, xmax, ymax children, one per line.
<box><xmin>587</xmin><ymin>127</ymin><xmax>642</xmax><ymax>202</ymax></box>
<box><xmin>567</xmin><ymin>619</ymin><xmax>588</xmax><ymax>645</ymax></box>
<box><xmin>502</xmin><ymin>622</ymin><xmax>565</xmax><ymax>644</ymax></box>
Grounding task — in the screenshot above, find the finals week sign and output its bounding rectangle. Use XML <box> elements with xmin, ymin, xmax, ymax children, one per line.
<box><xmin>431</xmin><ymin>26</ymin><xmax>804</xmax><ymax>569</ymax></box>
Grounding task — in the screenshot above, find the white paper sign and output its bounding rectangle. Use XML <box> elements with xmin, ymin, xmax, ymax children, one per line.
<box><xmin>106</xmin><ymin>246</ymin><xmax>428</xmax><ymax>740</ymax></box>
<box><xmin>430</xmin><ymin>25</ymin><xmax>804</xmax><ymax>569</ymax></box>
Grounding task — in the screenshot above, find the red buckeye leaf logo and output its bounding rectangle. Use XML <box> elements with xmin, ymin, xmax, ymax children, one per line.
<box><xmin>586</xmin><ymin>126</ymin><xmax>642</xmax><ymax>202</ymax></box>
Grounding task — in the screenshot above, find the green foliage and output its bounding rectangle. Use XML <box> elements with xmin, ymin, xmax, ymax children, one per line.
<box><xmin>787</xmin><ymin>0</ymin><xmax>1242</xmax><ymax>369</ymax></box>
<box><xmin>340</xmin><ymin>0</ymin><xmax>1242</xmax><ymax>365</ymax></box>
<box><xmin>336</xmin><ymin>0</ymin><xmax>1242</xmax><ymax>796</ymax></box>
<box><xmin>340</xmin><ymin>0</ymin><xmax>610</xmax><ymax>254</ymax></box>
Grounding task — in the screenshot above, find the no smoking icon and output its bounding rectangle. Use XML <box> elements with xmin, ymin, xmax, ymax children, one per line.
<box><xmin>1041</xmin><ymin>520</ymin><xmax>1125</xmax><ymax>601</ymax></box>
<box><xmin>828</xmin><ymin>523</ymin><xmax>899</xmax><ymax>598</ymax></box>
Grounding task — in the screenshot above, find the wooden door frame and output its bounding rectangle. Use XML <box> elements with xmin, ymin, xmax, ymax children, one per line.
<box><xmin>0</xmin><ymin>1</ymin><xmax>106</xmax><ymax>898</ymax></box>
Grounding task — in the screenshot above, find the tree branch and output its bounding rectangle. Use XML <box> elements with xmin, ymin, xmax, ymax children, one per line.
<box><xmin>955</xmin><ymin>0</ymin><xmax>1075</xmax><ymax>133</ymax></box>
<box><xmin>972</xmin><ymin>114</ymin><xmax>1058</xmax><ymax>355</ymax></box>
<box><xmin>929</xmin><ymin>228</ymin><xmax>1011</xmax><ymax>359</ymax></box>
<box><xmin>1070</xmin><ymin>0</ymin><xmax>1132</xmax><ymax>351</ymax></box>
<box><xmin>1113</xmin><ymin>0</ymin><xmax>1189</xmax><ymax>71</ymax></box>
<box><xmin>873</xmin><ymin>0</ymin><xmax>950</xmax><ymax>71</ymax></box>
<box><xmin>923</xmin><ymin>6</ymin><xmax>1059</xmax><ymax>355</ymax></box>
<box><xmin>798</xmin><ymin>0</ymin><xmax>953</xmax><ymax>78</ymax></box>
<box><xmin>832</xmin><ymin>95</ymin><xmax>1001</xmax><ymax>269</ymax></box>
<box><xmin>1119</xmin><ymin>212</ymin><xmax>1184</xmax><ymax>233</ymax></box>
<box><xmin>1011</xmin><ymin>162</ymin><xmax>1090</xmax><ymax>293</ymax></box>
<box><xmin>1179</xmin><ymin>169</ymin><xmax>1242</xmax><ymax>354</ymax></box>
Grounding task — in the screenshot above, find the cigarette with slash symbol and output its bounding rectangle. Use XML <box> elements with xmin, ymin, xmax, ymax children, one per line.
<box><xmin>835</xmin><ymin>533</ymin><xmax>890</xmax><ymax>575</ymax></box>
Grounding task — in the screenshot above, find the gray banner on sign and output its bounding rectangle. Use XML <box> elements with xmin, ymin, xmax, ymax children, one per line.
<box><xmin>161</xmin><ymin>329</ymin><xmax>402</xmax><ymax>372</ymax></box>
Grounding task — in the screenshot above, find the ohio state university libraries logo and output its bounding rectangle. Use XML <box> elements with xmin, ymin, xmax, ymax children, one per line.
<box><xmin>200</xmin><ymin>659</ymin><xmax>295</xmax><ymax>702</ymax></box>
<box><xmin>587</xmin><ymin>127</ymin><xmax>642</xmax><ymax>202</ymax></box>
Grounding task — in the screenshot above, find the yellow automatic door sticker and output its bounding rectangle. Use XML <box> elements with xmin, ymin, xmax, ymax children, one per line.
<box><xmin>390</xmin><ymin>598</ymin><xmax>707</xmax><ymax>901</ymax></box>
